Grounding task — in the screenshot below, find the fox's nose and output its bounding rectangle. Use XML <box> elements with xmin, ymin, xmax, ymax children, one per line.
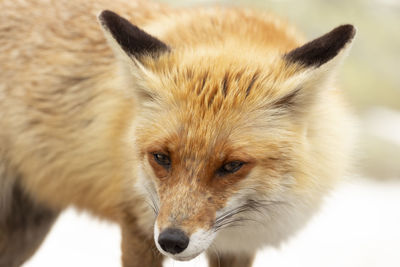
<box><xmin>158</xmin><ymin>228</ymin><xmax>189</xmax><ymax>254</ymax></box>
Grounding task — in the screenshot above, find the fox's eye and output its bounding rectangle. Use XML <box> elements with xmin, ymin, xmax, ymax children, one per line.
<box><xmin>217</xmin><ymin>161</ymin><xmax>244</xmax><ymax>176</ymax></box>
<box><xmin>153</xmin><ymin>153</ymin><xmax>171</xmax><ymax>168</ymax></box>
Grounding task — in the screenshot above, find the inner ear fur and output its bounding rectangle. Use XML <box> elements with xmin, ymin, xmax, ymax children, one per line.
<box><xmin>284</xmin><ymin>24</ymin><xmax>356</xmax><ymax>68</ymax></box>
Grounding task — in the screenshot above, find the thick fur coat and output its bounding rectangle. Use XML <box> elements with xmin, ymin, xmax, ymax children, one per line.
<box><xmin>0</xmin><ymin>0</ymin><xmax>355</xmax><ymax>266</ymax></box>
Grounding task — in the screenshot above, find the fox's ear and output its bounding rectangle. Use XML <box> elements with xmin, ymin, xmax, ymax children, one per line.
<box><xmin>98</xmin><ymin>10</ymin><xmax>169</xmax><ymax>104</ymax></box>
<box><xmin>284</xmin><ymin>24</ymin><xmax>356</xmax><ymax>68</ymax></box>
<box><xmin>98</xmin><ymin>10</ymin><xmax>170</xmax><ymax>63</ymax></box>
<box><xmin>273</xmin><ymin>25</ymin><xmax>356</xmax><ymax>114</ymax></box>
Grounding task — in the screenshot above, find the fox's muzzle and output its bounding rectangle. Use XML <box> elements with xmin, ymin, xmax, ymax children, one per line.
<box><xmin>153</xmin><ymin>185</ymin><xmax>219</xmax><ymax>260</ymax></box>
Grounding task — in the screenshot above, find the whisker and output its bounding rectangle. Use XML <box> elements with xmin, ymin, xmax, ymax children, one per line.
<box><xmin>143</xmin><ymin>199</ymin><xmax>157</xmax><ymax>215</ymax></box>
<box><xmin>213</xmin><ymin>198</ymin><xmax>288</xmax><ymax>232</ymax></box>
<box><xmin>143</xmin><ymin>184</ymin><xmax>160</xmax><ymax>215</ymax></box>
<box><xmin>213</xmin><ymin>216</ymin><xmax>262</xmax><ymax>232</ymax></box>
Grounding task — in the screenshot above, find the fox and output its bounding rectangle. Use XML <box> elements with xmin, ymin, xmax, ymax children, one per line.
<box><xmin>0</xmin><ymin>0</ymin><xmax>356</xmax><ymax>266</ymax></box>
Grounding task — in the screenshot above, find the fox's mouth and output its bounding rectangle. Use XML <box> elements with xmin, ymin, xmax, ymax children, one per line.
<box><xmin>156</xmin><ymin>242</ymin><xmax>204</xmax><ymax>262</ymax></box>
<box><xmin>169</xmin><ymin>252</ymin><xmax>202</xmax><ymax>261</ymax></box>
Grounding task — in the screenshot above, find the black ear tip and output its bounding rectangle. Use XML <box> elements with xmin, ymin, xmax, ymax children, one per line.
<box><xmin>98</xmin><ymin>9</ymin><xmax>170</xmax><ymax>59</ymax></box>
<box><xmin>334</xmin><ymin>24</ymin><xmax>356</xmax><ymax>41</ymax></box>
<box><xmin>99</xmin><ymin>10</ymin><xmax>116</xmax><ymax>19</ymax></box>
<box><xmin>98</xmin><ymin>10</ymin><xmax>118</xmax><ymax>26</ymax></box>
<box><xmin>284</xmin><ymin>23</ymin><xmax>356</xmax><ymax>67</ymax></box>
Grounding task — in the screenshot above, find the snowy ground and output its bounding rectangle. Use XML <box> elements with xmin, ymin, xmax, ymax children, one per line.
<box><xmin>25</xmin><ymin>177</ymin><xmax>400</xmax><ymax>267</ymax></box>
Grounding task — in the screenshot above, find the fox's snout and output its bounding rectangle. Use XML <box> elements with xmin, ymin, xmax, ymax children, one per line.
<box><xmin>152</xmin><ymin>184</ymin><xmax>219</xmax><ymax>260</ymax></box>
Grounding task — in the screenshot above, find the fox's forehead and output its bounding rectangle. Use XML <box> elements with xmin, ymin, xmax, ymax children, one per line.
<box><xmin>154</xmin><ymin>117</ymin><xmax>234</xmax><ymax>161</ymax></box>
<box><xmin>138</xmin><ymin>53</ymin><xmax>301</xmax><ymax>158</ymax></box>
<box><xmin>144</xmin><ymin>50</ymin><xmax>296</xmax><ymax>110</ymax></box>
<box><xmin>142</xmin><ymin>103</ymin><xmax>254</xmax><ymax>165</ymax></box>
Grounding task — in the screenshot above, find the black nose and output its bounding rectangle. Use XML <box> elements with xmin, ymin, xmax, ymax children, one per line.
<box><xmin>158</xmin><ymin>228</ymin><xmax>189</xmax><ymax>254</ymax></box>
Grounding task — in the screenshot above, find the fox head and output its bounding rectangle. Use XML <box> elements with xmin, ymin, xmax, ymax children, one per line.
<box><xmin>99</xmin><ymin>10</ymin><xmax>355</xmax><ymax>260</ymax></box>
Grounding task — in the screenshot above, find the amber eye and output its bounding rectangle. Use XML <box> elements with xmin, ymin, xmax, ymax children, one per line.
<box><xmin>217</xmin><ymin>161</ymin><xmax>244</xmax><ymax>176</ymax></box>
<box><xmin>152</xmin><ymin>153</ymin><xmax>171</xmax><ymax>169</ymax></box>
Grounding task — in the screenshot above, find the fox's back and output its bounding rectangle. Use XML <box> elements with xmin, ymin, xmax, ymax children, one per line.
<box><xmin>0</xmin><ymin>0</ymin><xmax>170</xmax><ymax>213</ymax></box>
<box><xmin>0</xmin><ymin>0</ymin><xmax>166</xmax><ymax>111</ymax></box>
<box><xmin>0</xmin><ymin>0</ymin><xmax>167</xmax><ymax>181</ymax></box>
